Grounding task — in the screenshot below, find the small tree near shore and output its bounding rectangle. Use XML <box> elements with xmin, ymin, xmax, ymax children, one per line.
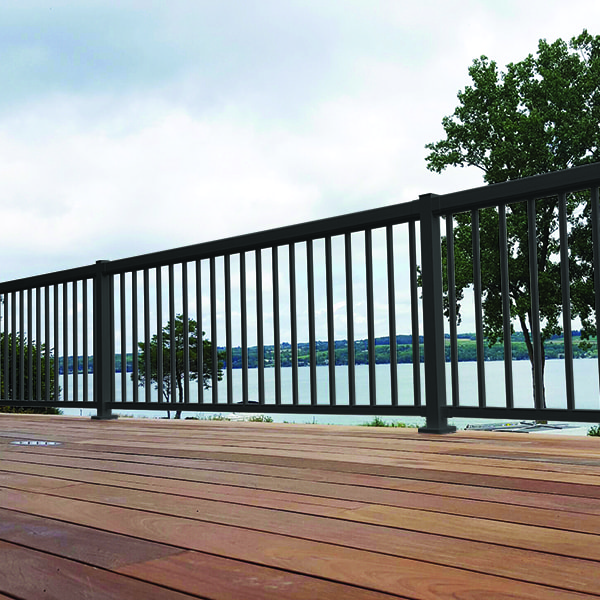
<box><xmin>135</xmin><ymin>314</ymin><xmax>223</xmax><ymax>419</ymax></box>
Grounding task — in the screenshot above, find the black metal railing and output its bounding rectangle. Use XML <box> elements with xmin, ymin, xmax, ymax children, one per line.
<box><xmin>1</xmin><ymin>163</ymin><xmax>600</xmax><ymax>432</ymax></box>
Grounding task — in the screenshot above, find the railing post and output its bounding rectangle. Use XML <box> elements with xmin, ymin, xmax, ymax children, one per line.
<box><xmin>418</xmin><ymin>194</ymin><xmax>456</xmax><ymax>434</ymax></box>
<box><xmin>91</xmin><ymin>260</ymin><xmax>117</xmax><ymax>420</ymax></box>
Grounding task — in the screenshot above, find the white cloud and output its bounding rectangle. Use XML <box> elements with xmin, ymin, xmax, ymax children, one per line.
<box><xmin>0</xmin><ymin>0</ymin><xmax>597</xmax><ymax>345</ymax></box>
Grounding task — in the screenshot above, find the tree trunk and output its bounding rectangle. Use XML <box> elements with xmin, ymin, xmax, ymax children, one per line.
<box><xmin>518</xmin><ymin>314</ymin><xmax>546</xmax><ymax>410</ymax></box>
<box><xmin>175</xmin><ymin>375</ymin><xmax>184</xmax><ymax>419</ymax></box>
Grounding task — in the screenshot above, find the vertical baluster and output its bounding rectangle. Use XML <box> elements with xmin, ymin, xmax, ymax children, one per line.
<box><xmin>183</xmin><ymin>263</ymin><xmax>190</xmax><ymax>404</ymax></box>
<box><xmin>325</xmin><ymin>236</ymin><xmax>336</xmax><ymax>406</ymax></box>
<box><xmin>365</xmin><ymin>230</ymin><xmax>376</xmax><ymax>406</ymax></box>
<box><xmin>240</xmin><ymin>252</ymin><xmax>249</xmax><ymax>404</ymax></box>
<box><xmin>19</xmin><ymin>290</ymin><xmax>25</xmax><ymax>402</ymax></box>
<box><xmin>83</xmin><ymin>280</ymin><xmax>88</xmax><ymax>403</ymax></box>
<box><xmin>345</xmin><ymin>233</ymin><xmax>355</xmax><ymax>406</ymax></box>
<box><xmin>289</xmin><ymin>244</ymin><xmax>298</xmax><ymax>405</ymax></box>
<box><xmin>527</xmin><ymin>198</ymin><xmax>544</xmax><ymax>409</ymax></box>
<box><xmin>386</xmin><ymin>226</ymin><xmax>398</xmax><ymax>406</ymax></box>
<box><xmin>0</xmin><ymin>295</ymin><xmax>2</xmax><ymax>401</ymax></box>
<box><xmin>307</xmin><ymin>240</ymin><xmax>317</xmax><ymax>405</ymax></box>
<box><xmin>27</xmin><ymin>288</ymin><xmax>33</xmax><ymax>401</ymax></box>
<box><xmin>4</xmin><ymin>295</ymin><xmax>9</xmax><ymax>401</ymax></box>
<box><xmin>409</xmin><ymin>221</ymin><xmax>421</xmax><ymax>406</ymax></box>
<box><xmin>591</xmin><ymin>187</ymin><xmax>600</xmax><ymax>394</ymax></box>
<box><xmin>73</xmin><ymin>281</ymin><xmax>78</xmax><ymax>404</ymax></box>
<box><xmin>499</xmin><ymin>204</ymin><xmax>514</xmax><ymax>408</ymax></box>
<box><xmin>36</xmin><ymin>287</ymin><xmax>42</xmax><ymax>401</ymax></box>
<box><xmin>210</xmin><ymin>257</ymin><xmax>218</xmax><ymax>404</ymax></box>
<box><xmin>157</xmin><ymin>267</ymin><xmax>163</xmax><ymax>403</ymax></box>
<box><xmin>472</xmin><ymin>209</ymin><xmax>486</xmax><ymax>407</ymax></box>
<box><xmin>224</xmin><ymin>255</ymin><xmax>233</xmax><ymax>404</ymax></box>
<box><xmin>256</xmin><ymin>250</ymin><xmax>265</xmax><ymax>404</ymax></box>
<box><xmin>558</xmin><ymin>193</ymin><xmax>575</xmax><ymax>409</ymax></box>
<box><xmin>8</xmin><ymin>294</ymin><xmax>14</xmax><ymax>402</ymax></box>
<box><xmin>44</xmin><ymin>286</ymin><xmax>50</xmax><ymax>402</ymax></box>
<box><xmin>169</xmin><ymin>264</ymin><xmax>176</xmax><ymax>406</ymax></box>
<box><xmin>144</xmin><ymin>269</ymin><xmax>151</xmax><ymax>404</ymax></box>
<box><xmin>53</xmin><ymin>285</ymin><xmax>59</xmax><ymax>403</ymax></box>
<box><xmin>446</xmin><ymin>216</ymin><xmax>459</xmax><ymax>407</ymax></box>
<box><xmin>62</xmin><ymin>284</ymin><xmax>68</xmax><ymax>402</ymax></box>
<box><xmin>120</xmin><ymin>273</ymin><xmax>126</xmax><ymax>403</ymax></box>
<box><xmin>132</xmin><ymin>271</ymin><xmax>138</xmax><ymax>403</ymax></box>
<box><xmin>272</xmin><ymin>246</ymin><xmax>281</xmax><ymax>405</ymax></box>
<box><xmin>1</xmin><ymin>294</ymin><xmax>5</xmax><ymax>401</ymax></box>
<box><xmin>109</xmin><ymin>274</ymin><xmax>116</xmax><ymax>404</ymax></box>
<box><xmin>196</xmin><ymin>261</ymin><xmax>203</xmax><ymax>404</ymax></box>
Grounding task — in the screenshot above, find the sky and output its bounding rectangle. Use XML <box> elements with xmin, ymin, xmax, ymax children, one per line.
<box><xmin>0</xmin><ymin>0</ymin><xmax>598</xmax><ymax>344</ymax></box>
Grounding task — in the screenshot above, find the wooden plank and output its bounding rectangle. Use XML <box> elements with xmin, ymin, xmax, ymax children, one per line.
<box><xmin>3</xmin><ymin>462</ymin><xmax>600</xmax><ymax>537</ymax></box>
<box><xmin>4</xmin><ymin>419</ymin><xmax>600</xmax><ymax>466</ymax></box>
<box><xmin>0</xmin><ymin>508</ymin><xmax>182</xmax><ymax>569</ymax></box>
<box><xmin>3</xmin><ymin>450</ymin><xmax>600</xmax><ymax>520</ymax></box>
<box><xmin>2</xmin><ymin>416</ymin><xmax>600</xmax><ymax>599</ymax></box>
<box><xmin>5</xmin><ymin>445</ymin><xmax>600</xmax><ymax>500</ymax></box>
<box><xmin>118</xmin><ymin>551</ymin><xmax>405</xmax><ymax>600</ymax></box>
<box><xmin>0</xmin><ymin>540</ymin><xmax>195</xmax><ymax>600</ymax></box>
<box><xmin>22</xmin><ymin>480</ymin><xmax>600</xmax><ymax>561</ymax></box>
<box><xmin>66</xmin><ymin>439</ymin><xmax>600</xmax><ymax>486</ymax></box>
<box><xmin>0</xmin><ymin>509</ymin><xmax>399</xmax><ymax>600</ymax></box>
<box><xmin>46</xmin><ymin>430</ymin><xmax>600</xmax><ymax>472</ymax></box>
<box><xmin>0</xmin><ymin>488</ymin><xmax>590</xmax><ymax>599</ymax></box>
<box><xmin>60</xmin><ymin>437</ymin><xmax>600</xmax><ymax>477</ymax></box>
<box><xmin>0</xmin><ymin>484</ymin><xmax>599</xmax><ymax>595</ymax></box>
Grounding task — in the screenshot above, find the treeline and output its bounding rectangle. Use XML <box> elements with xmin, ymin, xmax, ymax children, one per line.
<box><xmin>58</xmin><ymin>332</ymin><xmax>598</xmax><ymax>373</ymax></box>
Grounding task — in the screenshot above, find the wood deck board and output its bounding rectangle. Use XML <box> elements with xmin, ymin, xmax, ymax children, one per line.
<box><xmin>3</xmin><ymin>463</ymin><xmax>600</xmax><ymax>536</ymax></box>
<box><xmin>8</xmin><ymin>446</ymin><xmax>600</xmax><ymax>515</ymax></box>
<box><xmin>1</xmin><ymin>415</ymin><xmax>600</xmax><ymax>599</ymax></box>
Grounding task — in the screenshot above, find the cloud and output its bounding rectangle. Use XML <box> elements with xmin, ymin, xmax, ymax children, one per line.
<box><xmin>0</xmin><ymin>0</ymin><xmax>598</xmax><ymax>347</ymax></box>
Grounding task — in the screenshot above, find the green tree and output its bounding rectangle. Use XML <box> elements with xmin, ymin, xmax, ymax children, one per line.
<box><xmin>0</xmin><ymin>333</ymin><xmax>60</xmax><ymax>412</ymax></box>
<box><xmin>425</xmin><ymin>30</ymin><xmax>600</xmax><ymax>406</ymax></box>
<box><xmin>135</xmin><ymin>314</ymin><xmax>224</xmax><ymax>419</ymax></box>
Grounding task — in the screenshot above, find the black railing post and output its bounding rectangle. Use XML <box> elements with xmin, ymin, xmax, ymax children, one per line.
<box><xmin>418</xmin><ymin>194</ymin><xmax>456</xmax><ymax>434</ymax></box>
<box><xmin>91</xmin><ymin>260</ymin><xmax>117</xmax><ymax>420</ymax></box>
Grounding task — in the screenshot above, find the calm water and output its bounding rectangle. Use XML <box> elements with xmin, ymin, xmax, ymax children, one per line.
<box><xmin>60</xmin><ymin>358</ymin><xmax>600</xmax><ymax>427</ymax></box>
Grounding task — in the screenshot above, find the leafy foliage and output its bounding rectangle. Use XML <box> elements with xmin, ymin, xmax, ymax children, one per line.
<box><xmin>426</xmin><ymin>30</ymin><xmax>600</xmax><ymax>180</ymax></box>
<box><xmin>425</xmin><ymin>30</ymin><xmax>600</xmax><ymax>405</ymax></box>
<box><xmin>135</xmin><ymin>314</ymin><xmax>224</xmax><ymax>419</ymax></box>
<box><xmin>588</xmin><ymin>424</ymin><xmax>600</xmax><ymax>437</ymax></box>
<box><xmin>0</xmin><ymin>333</ymin><xmax>59</xmax><ymax>408</ymax></box>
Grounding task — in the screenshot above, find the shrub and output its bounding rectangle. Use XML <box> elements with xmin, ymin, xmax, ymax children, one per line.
<box><xmin>361</xmin><ymin>416</ymin><xmax>420</xmax><ymax>428</ymax></box>
<box><xmin>0</xmin><ymin>406</ymin><xmax>62</xmax><ymax>415</ymax></box>
<box><xmin>248</xmin><ymin>415</ymin><xmax>273</xmax><ymax>423</ymax></box>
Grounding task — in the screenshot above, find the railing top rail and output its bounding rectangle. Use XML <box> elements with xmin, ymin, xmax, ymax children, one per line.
<box><xmin>0</xmin><ymin>200</ymin><xmax>420</xmax><ymax>290</ymax></box>
<box><xmin>0</xmin><ymin>264</ymin><xmax>97</xmax><ymax>295</ymax></box>
<box><xmin>432</xmin><ymin>162</ymin><xmax>600</xmax><ymax>215</ymax></box>
<box><xmin>104</xmin><ymin>198</ymin><xmax>421</xmax><ymax>274</ymax></box>
<box><xmin>1</xmin><ymin>163</ymin><xmax>599</xmax><ymax>290</ymax></box>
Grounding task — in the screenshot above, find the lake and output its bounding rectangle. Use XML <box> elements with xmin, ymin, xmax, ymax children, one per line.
<box><xmin>59</xmin><ymin>358</ymin><xmax>600</xmax><ymax>428</ymax></box>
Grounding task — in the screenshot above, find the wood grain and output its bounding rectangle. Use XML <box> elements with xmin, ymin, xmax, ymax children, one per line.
<box><xmin>2</xmin><ymin>414</ymin><xmax>600</xmax><ymax>599</ymax></box>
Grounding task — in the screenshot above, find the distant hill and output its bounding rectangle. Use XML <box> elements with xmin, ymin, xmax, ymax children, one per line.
<box><xmin>58</xmin><ymin>332</ymin><xmax>597</xmax><ymax>374</ymax></box>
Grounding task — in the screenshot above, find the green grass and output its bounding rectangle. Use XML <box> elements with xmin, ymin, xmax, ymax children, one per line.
<box><xmin>361</xmin><ymin>416</ymin><xmax>419</xmax><ymax>428</ymax></box>
<box><xmin>588</xmin><ymin>424</ymin><xmax>600</xmax><ymax>436</ymax></box>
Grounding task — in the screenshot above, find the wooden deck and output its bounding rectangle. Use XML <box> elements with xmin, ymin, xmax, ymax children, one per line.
<box><xmin>1</xmin><ymin>415</ymin><xmax>600</xmax><ymax>599</ymax></box>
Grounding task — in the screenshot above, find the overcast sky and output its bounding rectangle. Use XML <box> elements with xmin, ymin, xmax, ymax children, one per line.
<box><xmin>1</xmin><ymin>0</ymin><xmax>598</xmax><ymax>286</ymax></box>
